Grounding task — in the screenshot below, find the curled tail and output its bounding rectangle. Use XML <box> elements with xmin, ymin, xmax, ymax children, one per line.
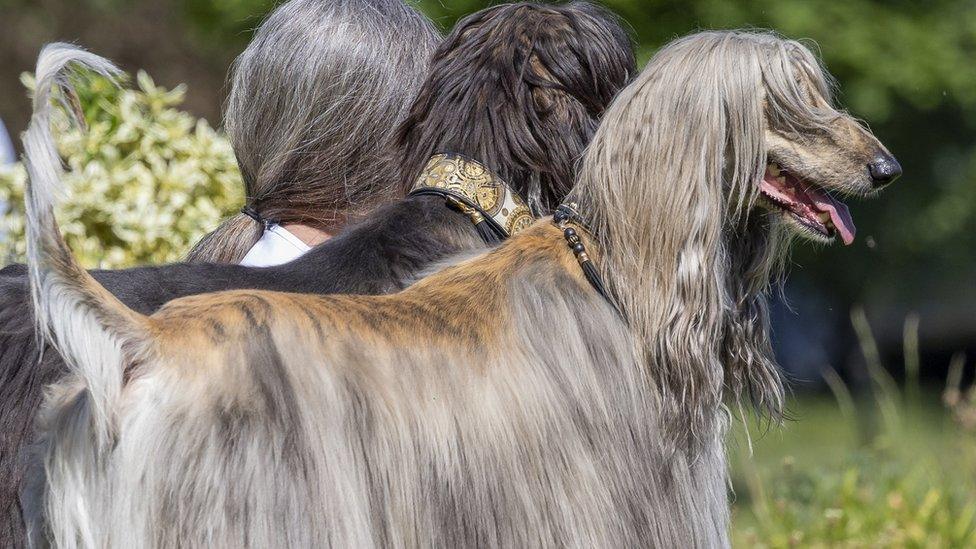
<box><xmin>23</xmin><ymin>43</ymin><xmax>150</xmax><ymax>445</ymax></box>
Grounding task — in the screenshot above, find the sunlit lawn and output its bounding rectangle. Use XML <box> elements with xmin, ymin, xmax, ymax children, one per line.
<box><xmin>729</xmin><ymin>391</ymin><xmax>976</xmax><ymax>547</ymax></box>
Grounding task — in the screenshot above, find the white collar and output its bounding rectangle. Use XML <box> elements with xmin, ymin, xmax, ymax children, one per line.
<box><xmin>239</xmin><ymin>224</ymin><xmax>311</xmax><ymax>267</ymax></box>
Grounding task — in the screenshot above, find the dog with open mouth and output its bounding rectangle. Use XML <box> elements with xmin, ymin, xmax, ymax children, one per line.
<box><xmin>760</xmin><ymin>77</ymin><xmax>901</xmax><ymax>245</ymax></box>
<box><xmin>22</xmin><ymin>30</ymin><xmax>897</xmax><ymax>547</ymax></box>
<box><xmin>6</xmin><ymin>3</ymin><xmax>635</xmax><ymax>546</ymax></box>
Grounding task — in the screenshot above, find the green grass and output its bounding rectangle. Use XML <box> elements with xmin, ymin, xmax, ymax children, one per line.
<box><xmin>729</xmin><ymin>393</ymin><xmax>976</xmax><ymax>547</ymax></box>
<box><xmin>727</xmin><ymin>310</ymin><xmax>976</xmax><ymax>547</ymax></box>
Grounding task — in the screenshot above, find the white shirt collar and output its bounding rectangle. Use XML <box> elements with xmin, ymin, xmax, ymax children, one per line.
<box><xmin>239</xmin><ymin>224</ymin><xmax>311</xmax><ymax>267</ymax></box>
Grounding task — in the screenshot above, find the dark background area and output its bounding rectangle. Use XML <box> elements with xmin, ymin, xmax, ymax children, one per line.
<box><xmin>1</xmin><ymin>0</ymin><xmax>973</xmax><ymax>388</ymax></box>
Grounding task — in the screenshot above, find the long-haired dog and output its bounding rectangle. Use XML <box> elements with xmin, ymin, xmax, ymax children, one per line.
<box><xmin>395</xmin><ymin>1</ymin><xmax>632</xmax><ymax>215</ymax></box>
<box><xmin>0</xmin><ymin>0</ymin><xmax>439</xmax><ymax>543</ymax></box>
<box><xmin>23</xmin><ymin>31</ymin><xmax>900</xmax><ymax>546</ymax></box>
<box><xmin>1</xmin><ymin>3</ymin><xmax>633</xmax><ymax>544</ymax></box>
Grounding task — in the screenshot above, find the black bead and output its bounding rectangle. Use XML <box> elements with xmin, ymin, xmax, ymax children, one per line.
<box><xmin>563</xmin><ymin>227</ymin><xmax>576</xmax><ymax>238</ymax></box>
<box><xmin>572</xmin><ymin>242</ymin><xmax>585</xmax><ymax>254</ymax></box>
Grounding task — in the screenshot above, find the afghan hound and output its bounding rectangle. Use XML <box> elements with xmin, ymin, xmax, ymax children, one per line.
<box><xmin>0</xmin><ymin>0</ymin><xmax>438</xmax><ymax>543</ymax></box>
<box><xmin>1</xmin><ymin>2</ymin><xmax>634</xmax><ymax>544</ymax></box>
<box><xmin>23</xmin><ymin>30</ymin><xmax>900</xmax><ymax>546</ymax></box>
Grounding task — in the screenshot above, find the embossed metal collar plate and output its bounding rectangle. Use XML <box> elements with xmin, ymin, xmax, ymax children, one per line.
<box><xmin>409</xmin><ymin>153</ymin><xmax>534</xmax><ymax>238</ymax></box>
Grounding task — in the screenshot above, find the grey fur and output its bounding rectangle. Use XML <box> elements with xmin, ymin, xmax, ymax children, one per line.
<box><xmin>23</xmin><ymin>31</ymin><xmax>896</xmax><ymax>547</ymax></box>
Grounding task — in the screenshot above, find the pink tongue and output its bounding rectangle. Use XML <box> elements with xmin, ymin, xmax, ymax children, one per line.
<box><xmin>808</xmin><ymin>189</ymin><xmax>856</xmax><ymax>245</ymax></box>
<box><xmin>760</xmin><ymin>176</ymin><xmax>857</xmax><ymax>245</ymax></box>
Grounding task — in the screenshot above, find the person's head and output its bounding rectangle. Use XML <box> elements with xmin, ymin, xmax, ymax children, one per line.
<box><xmin>395</xmin><ymin>1</ymin><xmax>635</xmax><ymax>216</ymax></box>
<box><xmin>188</xmin><ymin>0</ymin><xmax>440</xmax><ymax>263</ymax></box>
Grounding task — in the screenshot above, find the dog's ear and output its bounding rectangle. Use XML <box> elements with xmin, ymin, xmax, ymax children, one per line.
<box><xmin>723</xmin><ymin>292</ymin><xmax>786</xmax><ymax>419</ymax></box>
<box><xmin>515</xmin><ymin>12</ymin><xmax>633</xmax><ymax>214</ymax></box>
<box><xmin>515</xmin><ymin>56</ymin><xmax>588</xmax><ymax>214</ymax></box>
<box><xmin>719</xmin><ymin>213</ymin><xmax>787</xmax><ymax>420</ymax></box>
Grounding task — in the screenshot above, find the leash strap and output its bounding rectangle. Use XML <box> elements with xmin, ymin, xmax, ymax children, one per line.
<box><xmin>553</xmin><ymin>203</ymin><xmax>620</xmax><ymax>314</ymax></box>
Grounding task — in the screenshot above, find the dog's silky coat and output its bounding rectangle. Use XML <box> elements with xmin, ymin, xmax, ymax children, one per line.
<box><xmin>1</xmin><ymin>3</ymin><xmax>635</xmax><ymax>544</ymax></box>
<box><xmin>24</xmin><ymin>30</ymin><xmax>898</xmax><ymax>546</ymax></box>
<box><xmin>0</xmin><ymin>0</ymin><xmax>441</xmax><ymax>542</ymax></box>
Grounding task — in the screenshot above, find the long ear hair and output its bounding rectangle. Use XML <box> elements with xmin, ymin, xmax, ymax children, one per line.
<box><xmin>187</xmin><ymin>0</ymin><xmax>440</xmax><ymax>263</ymax></box>
<box><xmin>720</xmin><ymin>35</ymin><xmax>840</xmax><ymax>419</ymax></box>
<box><xmin>395</xmin><ymin>1</ymin><xmax>634</xmax><ymax>216</ymax></box>
<box><xmin>569</xmin><ymin>31</ymin><xmax>837</xmax><ymax>449</ymax></box>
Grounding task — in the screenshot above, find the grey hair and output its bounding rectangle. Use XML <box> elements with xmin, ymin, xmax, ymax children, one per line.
<box><xmin>569</xmin><ymin>30</ymin><xmax>844</xmax><ymax>450</ymax></box>
<box><xmin>187</xmin><ymin>0</ymin><xmax>440</xmax><ymax>263</ymax></box>
<box><xmin>23</xmin><ymin>31</ymin><xmax>888</xmax><ymax>548</ymax></box>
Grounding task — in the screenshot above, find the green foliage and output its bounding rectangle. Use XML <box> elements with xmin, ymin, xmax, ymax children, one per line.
<box><xmin>735</xmin><ymin>441</ymin><xmax>976</xmax><ymax>547</ymax></box>
<box><xmin>0</xmin><ymin>70</ymin><xmax>243</xmax><ymax>268</ymax></box>
<box><xmin>181</xmin><ymin>0</ymin><xmax>276</xmax><ymax>53</ymax></box>
<box><xmin>730</xmin><ymin>317</ymin><xmax>976</xmax><ymax>547</ymax></box>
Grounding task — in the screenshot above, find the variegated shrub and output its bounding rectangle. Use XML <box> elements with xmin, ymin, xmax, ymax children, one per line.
<box><xmin>0</xmin><ymin>70</ymin><xmax>242</xmax><ymax>268</ymax></box>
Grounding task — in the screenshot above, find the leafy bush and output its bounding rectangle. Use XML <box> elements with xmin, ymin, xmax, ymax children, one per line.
<box><xmin>0</xmin><ymin>70</ymin><xmax>242</xmax><ymax>268</ymax></box>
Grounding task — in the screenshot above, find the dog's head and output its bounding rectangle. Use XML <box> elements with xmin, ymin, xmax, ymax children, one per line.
<box><xmin>758</xmin><ymin>41</ymin><xmax>900</xmax><ymax>246</ymax></box>
<box><xmin>396</xmin><ymin>1</ymin><xmax>636</xmax><ymax>215</ymax></box>
<box><xmin>654</xmin><ymin>31</ymin><xmax>901</xmax><ymax>248</ymax></box>
<box><xmin>571</xmin><ymin>31</ymin><xmax>901</xmax><ymax>438</ymax></box>
<box><xmin>577</xmin><ymin>31</ymin><xmax>899</xmax><ymax>257</ymax></box>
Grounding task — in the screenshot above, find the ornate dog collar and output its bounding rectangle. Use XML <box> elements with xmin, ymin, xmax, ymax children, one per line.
<box><xmin>409</xmin><ymin>153</ymin><xmax>534</xmax><ymax>243</ymax></box>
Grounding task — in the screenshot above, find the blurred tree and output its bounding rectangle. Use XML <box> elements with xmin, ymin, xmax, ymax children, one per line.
<box><xmin>0</xmin><ymin>0</ymin><xmax>273</xmax><ymax>140</ymax></box>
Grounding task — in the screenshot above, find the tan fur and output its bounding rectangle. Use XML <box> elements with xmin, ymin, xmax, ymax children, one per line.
<box><xmin>24</xmin><ymin>31</ymin><xmax>898</xmax><ymax>547</ymax></box>
<box><xmin>158</xmin><ymin>223</ymin><xmax>577</xmax><ymax>344</ymax></box>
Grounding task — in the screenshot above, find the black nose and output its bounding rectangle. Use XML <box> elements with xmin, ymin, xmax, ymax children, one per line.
<box><xmin>868</xmin><ymin>154</ymin><xmax>902</xmax><ymax>187</ymax></box>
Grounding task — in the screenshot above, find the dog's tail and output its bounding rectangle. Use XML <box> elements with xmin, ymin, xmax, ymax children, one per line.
<box><xmin>24</xmin><ymin>43</ymin><xmax>151</xmax><ymax>445</ymax></box>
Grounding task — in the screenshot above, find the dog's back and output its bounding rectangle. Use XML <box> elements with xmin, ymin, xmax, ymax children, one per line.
<box><xmin>33</xmin><ymin>225</ymin><xmax>729</xmax><ymax>546</ymax></box>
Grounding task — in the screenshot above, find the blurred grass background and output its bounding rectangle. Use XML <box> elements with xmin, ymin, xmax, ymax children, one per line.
<box><xmin>0</xmin><ymin>0</ymin><xmax>974</xmax><ymax>545</ymax></box>
<box><xmin>730</xmin><ymin>320</ymin><xmax>976</xmax><ymax>547</ymax></box>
